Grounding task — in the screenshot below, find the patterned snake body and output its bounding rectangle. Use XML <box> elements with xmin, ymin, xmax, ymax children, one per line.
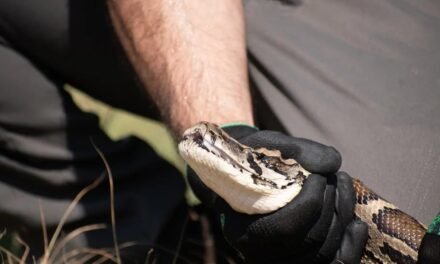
<box><xmin>178</xmin><ymin>122</ymin><xmax>426</xmax><ymax>263</ymax></box>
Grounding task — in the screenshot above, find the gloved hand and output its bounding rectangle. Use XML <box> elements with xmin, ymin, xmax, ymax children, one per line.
<box><xmin>187</xmin><ymin>124</ymin><xmax>368</xmax><ymax>264</ymax></box>
<box><xmin>417</xmin><ymin>213</ymin><xmax>440</xmax><ymax>264</ymax></box>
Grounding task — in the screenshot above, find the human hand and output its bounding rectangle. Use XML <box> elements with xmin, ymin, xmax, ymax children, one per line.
<box><xmin>186</xmin><ymin>124</ymin><xmax>368</xmax><ymax>263</ymax></box>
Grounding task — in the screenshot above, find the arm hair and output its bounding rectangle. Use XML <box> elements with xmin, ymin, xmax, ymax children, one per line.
<box><xmin>107</xmin><ymin>0</ymin><xmax>254</xmax><ymax>136</ymax></box>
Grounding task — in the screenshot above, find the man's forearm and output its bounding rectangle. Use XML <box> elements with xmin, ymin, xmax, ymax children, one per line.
<box><xmin>107</xmin><ymin>0</ymin><xmax>254</xmax><ymax>136</ymax></box>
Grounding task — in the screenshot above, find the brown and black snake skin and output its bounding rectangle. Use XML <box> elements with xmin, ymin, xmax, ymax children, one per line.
<box><xmin>352</xmin><ymin>179</ymin><xmax>426</xmax><ymax>263</ymax></box>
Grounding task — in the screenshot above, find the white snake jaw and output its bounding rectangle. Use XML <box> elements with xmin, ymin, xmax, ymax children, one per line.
<box><xmin>178</xmin><ymin>122</ymin><xmax>309</xmax><ymax>214</ymax></box>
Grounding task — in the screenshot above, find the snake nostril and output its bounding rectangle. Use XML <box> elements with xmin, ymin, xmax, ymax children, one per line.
<box><xmin>185</xmin><ymin>131</ymin><xmax>204</xmax><ymax>145</ymax></box>
<box><xmin>193</xmin><ymin>132</ymin><xmax>204</xmax><ymax>144</ymax></box>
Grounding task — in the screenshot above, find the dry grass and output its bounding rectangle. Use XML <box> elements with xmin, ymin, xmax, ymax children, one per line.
<box><xmin>0</xmin><ymin>87</ymin><xmax>207</xmax><ymax>263</ymax></box>
<box><xmin>0</xmin><ymin>141</ymin><xmax>198</xmax><ymax>264</ymax></box>
<box><xmin>0</xmin><ymin>174</ymin><xmax>116</xmax><ymax>264</ymax></box>
<box><xmin>65</xmin><ymin>86</ymin><xmax>199</xmax><ymax>206</ymax></box>
<box><xmin>90</xmin><ymin>140</ymin><xmax>121</xmax><ymax>264</ymax></box>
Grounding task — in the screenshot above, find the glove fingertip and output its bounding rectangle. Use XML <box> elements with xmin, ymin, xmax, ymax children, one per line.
<box><xmin>295</xmin><ymin>140</ymin><xmax>342</xmax><ymax>175</ymax></box>
<box><xmin>262</xmin><ymin>174</ymin><xmax>327</xmax><ymax>237</ymax></box>
<box><xmin>302</xmin><ymin>174</ymin><xmax>328</xmax><ymax>196</ymax></box>
<box><xmin>351</xmin><ymin>219</ymin><xmax>369</xmax><ymax>241</ymax></box>
<box><xmin>334</xmin><ymin>219</ymin><xmax>368</xmax><ymax>264</ymax></box>
<box><xmin>336</xmin><ymin>171</ymin><xmax>353</xmax><ymax>184</ymax></box>
<box><xmin>335</xmin><ymin>171</ymin><xmax>356</xmax><ymax>226</ymax></box>
<box><xmin>281</xmin><ymin>174</ymin><xmax>327</xmax><ymax>215</ymax></box>
<box><xmin>325</xmin><ymin>146</ymin><xmax>342</xmax><ymax>172</ymax></box>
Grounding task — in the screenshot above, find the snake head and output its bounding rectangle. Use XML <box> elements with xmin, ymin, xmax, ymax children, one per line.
<box><xmin>178</xmin><ymin>122</ymin><xmax>308</xmax><ymax>214</ymax></box>
<box><xmin>180</xmin><ymin>122</ymin><xmax>218</xmax><ymax>145</ymax></box>
<box><xmin>179</xmin><ymin>122</ymin><xmax>247</xmax><ymax>163</ymax></box>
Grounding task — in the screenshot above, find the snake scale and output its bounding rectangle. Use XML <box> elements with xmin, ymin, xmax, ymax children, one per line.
<box><xmin>178</xmin><ymin>122</ymin><xmax>427</xmax><ymax>264</ymax></box>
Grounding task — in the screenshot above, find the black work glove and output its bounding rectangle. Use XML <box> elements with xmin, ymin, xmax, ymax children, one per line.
<box><xmin>417</xmin><ymin>213</ymin><xmax>440</xmax><ymax>264</ymax></box>
<box><xmin>187</xmin><ymin>124</ymin><xmax>368</xmax><ymax>263</ymax></box>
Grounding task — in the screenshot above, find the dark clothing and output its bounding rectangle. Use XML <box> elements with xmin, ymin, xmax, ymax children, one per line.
<box><xmin>0</xmin><ymin>0</ymin><xmax>439</xmax><ymax>261</ymax></box>
<box><xmin>0</xmin><ymin>0</ymin><xmax>185</xmax><ymax>260</ymax></box>
<box><xmin>246</xmin><ymin>0</ymin><xmax>440</xmax><ymax>224</ymax></box>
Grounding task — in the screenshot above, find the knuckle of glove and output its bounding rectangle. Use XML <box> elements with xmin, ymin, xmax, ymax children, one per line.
<box><xmin>298</xmin><ymin>174</ymin><xmax>328</xmax><ymax>207</ymax></box>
